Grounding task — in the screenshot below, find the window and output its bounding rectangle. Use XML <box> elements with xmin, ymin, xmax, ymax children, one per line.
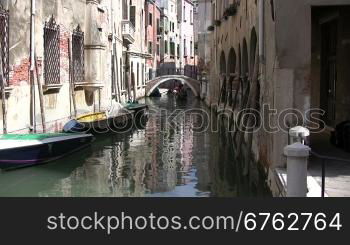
<box><xmin>149</xmin><ymin>13</ymin><xmax>152</xmax><ymax>26</ymax></box>
<box><xmin>190</xmin><ymin>41</ymin><xmax>193</xmax><ymax>56</ymax></box>
<box><xmin>122</xmin><ymin>0</ymin><xmax>128</xmax><ymax>20</ymax></box>
<box><xmin>157</xmin><ymin>44</ymin><xmax>160</xmax><ymax>55</ymax></box>
<box><xmin>72</xmin><ymin>25</ymin><xmax>85</xmax><ymax>84</ymax></box>
<box><xmin>190</xmin><ymin>10</ymin><xmax>193</xmax><ymax>24</ymax></box>
<box><xmin>130</xmin><ymin>6</ymin><xmax>136</xmax><ymax>27</ymax></box>
<box><xmin>184</xmin><ymin>39</ymin><xmax>187</xmax><ymax>57</ymax></box>
<box><xmin>44</xmin><ymin>16</ymin><xmax>60</xmax><ymax>85</ymax></box>
<box><xmin>148</xmin><ymin>41</ymin><xmax>153</xmax><ymax>54</ymax></box>
<box><xmin>120</xmin><ymin>58</ymin><xmax>124</xmax><ymax>90</ymax></box>
<box><xmin>137</xmin><ymin>63</ymin><xmax>139</xmax><ymax>87</ymax></box>
<box><xmin>170</xmin><ymin>42</ymin><xmax>175</xmax><ymax>56</ymax></box>
<box><xmin>183</xmin><ymin>6</ymin><xmax>186</xmax><ymax>21</ymax></box>
<box><xmin>130</xmin><ymin>61</ymin><xmax>134</xmax><ymax>89</ymax></box>
<box><xmin>142</xmin><ymin>64</ymin><xmax>145</xmax><ymax>85</ymax></box>
<box><xmin>0</xmin><ymin>6</ymin><xmax>9</xmax><ymax>87</ymax></box>
<box><xmin>165</xmin><ymin>40</ymin><xmax>168</xmax><ymax>54</ymax></box>
<box><xmin>157</xmin><ymin>19</ymin><xmax>160</xmax><ymax>35</ymax></box>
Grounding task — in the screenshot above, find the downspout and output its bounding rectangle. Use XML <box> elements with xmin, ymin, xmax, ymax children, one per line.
<box><xmin>30</xmin><ymin>0</ymin><xmax>36</xmax><ymax>132</ymax></box>
<box><xmin>258</xmin><ymin>0</ymin><xmax>265</xmax><ymax>80</ymax></box>
<box><xmin>111</xmin><ymin>0</ymin><xmax>121</xmax><ymax>104</ymax></box>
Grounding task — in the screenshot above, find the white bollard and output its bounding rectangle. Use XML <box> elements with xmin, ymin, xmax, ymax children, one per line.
<box><xmin>284</xmin><ymin>143</ymin><xmax>311</xmax><ymax>197</ymax></box>
<box><xmin>289</xmin><ymin>126</ymin><xmax>310</xmax><ymax>144</ymax></box>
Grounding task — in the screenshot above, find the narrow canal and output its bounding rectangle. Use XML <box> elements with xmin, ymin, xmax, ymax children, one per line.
<box><xmin>0</xmin><ymin>94</ymin><xmax>270</xmax><ymax>197</ymax></box>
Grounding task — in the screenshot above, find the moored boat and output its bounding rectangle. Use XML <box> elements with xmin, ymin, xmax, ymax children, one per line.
<box><xmin>123</xmin><ymin>101</ymin><xmax>149</xmax><ymax>117</ymax></box>
<box><xmin>76</xmin><ymin>112</ymin><xmax>109</xmax><ymax>132</ymax></box>
<box><xmin>0</xmin><ymin>133</ymin><xmax>94</xmax><ymax>169</ymax></box>
<box><xmin>64</xmin><ymin>110</ymin><xmax>134</xmax><ymax>134</ymax></box>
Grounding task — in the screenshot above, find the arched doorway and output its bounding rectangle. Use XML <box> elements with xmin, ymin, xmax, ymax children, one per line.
<box><xmin>219</xmin><ymin>51</ymin><xmax>227</xmax><ymax>105</ymax></box>
<box><xmin>241</xmin><ymin>39</ymin><xmax>249</xmax><ymax>107</ymax></box>
<box><xmin>250</xmin><ymin>28</ymin><xmax>260</xmax><ymax>126</ymax></box>
<box><xmin>227</xmin><ymin>48</ymin><xmax>237</xmax><ymax>107</ymax></box>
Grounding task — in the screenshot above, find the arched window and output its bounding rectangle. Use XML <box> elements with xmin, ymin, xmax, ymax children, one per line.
<box><xmin>242</xmin><ymin>39</ymin><xmax>249</xmax><ymax>81</ymax></box>
<box><xmin>219</xmin><ymin>51</ymin><xmax>226</xmax><ymax>75</ymax></box>
<box><xmin>250</xmin><ymin>28</ymin><xmax>258</xmax><ymax>74</ymax></box>
<box><xmin>227</xmin><ymin>48</ymin><xmax>236</xmax><ymax>107</ymax></box>
<box><xmin>219</xmin><ymin>51</ymin><xmax>227</xmax><ymax>104</ymax></box>
<box><xmin>250</xmin><ymin>28</ymin><xmax>261</xmax><ymax>127</ymax></box>
<box><xmin>227</xmin><ymin>48</ymin><xmax>236</xmax><ymax>75</ymax></box>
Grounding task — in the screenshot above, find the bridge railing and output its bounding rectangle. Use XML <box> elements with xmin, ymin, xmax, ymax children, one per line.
<box><xmin>151</xmin><ymin>67</ymin><xmax>198</xmax><ymax>80</ymax></box>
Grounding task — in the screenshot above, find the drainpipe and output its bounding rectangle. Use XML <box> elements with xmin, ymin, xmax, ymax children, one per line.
<box><xmin>110</xmin><ymin>0</ymin><xmax>121</xmax><ymax>104</ymax></box>
<box><xmin>30</xmin><ymin>0</ymin><xmax>36</xmax><ymax>132</ymax></box>
<box><xmin>258</xmin><ymin>0</ymin><xmax>265</xmax><ymax>76</ymax></box>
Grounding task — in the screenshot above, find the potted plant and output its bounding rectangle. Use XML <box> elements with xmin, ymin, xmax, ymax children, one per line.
<box><xmin>207</xmin><ymin>25</ymin><xmax>214</xmax><ymax>31</ymax></box>
<box><xmin>214</xmin><ymin>19</ymin><xmax>221</xmax><ymax>26</ymax></box>
<box><xmin>226</xmin><ymin>4</ymin><xmax>238</xmax><ymax>16</ymax></box>
<box><xmin>223</xmin><ymin>10</ymin><xmax>229</xmax><ymax>20</ymax></box>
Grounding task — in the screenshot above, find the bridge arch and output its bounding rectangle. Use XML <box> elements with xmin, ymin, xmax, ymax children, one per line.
<box><xmin>146</xmin><ymin>75</ymin><xmax>200</xmax><ymax>97</ymax></box>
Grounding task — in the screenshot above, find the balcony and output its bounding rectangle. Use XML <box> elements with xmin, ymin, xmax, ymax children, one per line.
<box><xmin>122</xmin><ymin>20</ymin><xmax>135</xmax><ymax>45</ymax></box>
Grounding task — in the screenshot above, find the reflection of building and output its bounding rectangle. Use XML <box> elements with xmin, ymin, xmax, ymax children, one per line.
<box><xmin>179</xmin><ymin>112</ymin><xmax>194</xmax><ymax>177</ymax></box>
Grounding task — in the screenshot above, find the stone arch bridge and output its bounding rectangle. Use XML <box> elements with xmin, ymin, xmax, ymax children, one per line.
<box><xmin>145</xmin><ymin>75</ymin><xmax>201</xmax><ymax>97</ymax></box>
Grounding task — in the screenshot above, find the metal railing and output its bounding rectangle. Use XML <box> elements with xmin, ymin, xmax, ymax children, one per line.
<box><xmin>154</xmin><ymin>67</ymin><xmax>198</xmax><ymax>80</ymax></box>
<box><xmin>72</xmin><ymin>25</ymin><xmax>84</xmax><ymax>84</ymax></box>
<box><xmin>121</xmin><ymin>20</ymin><xmax>135</xmax><ymax>38</ymax></box>
<box><xmin>44</xmin><ymin>16</ymin><xmax>60</xmax><ymax>85</ymax></box>
<box><xmin>310</xmin><ymin>150</ymin><xmax>350</xmax><ymax>197</ymax></box>
<box><xmin>0</xmin><ymin>4</ymin><xmax>9</xmax><ymax>87</ymax></box>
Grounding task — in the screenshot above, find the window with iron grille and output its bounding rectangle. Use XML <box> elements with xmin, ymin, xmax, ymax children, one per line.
<box><xmin>72</xmin><ymin>25</ymin><xmax>84</xmax><ymax>84</ymax></box>
<box><xmin>0</xmin><ymin>5</ymin><xmax>9</xmax><ymax>87</ymax></box>
<box><xmin>44</xmin><ymin>16</ymin><xmax>60</xmax><ymax>85</ymax></box>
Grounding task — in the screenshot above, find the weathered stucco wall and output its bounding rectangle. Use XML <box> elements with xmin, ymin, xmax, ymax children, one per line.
<box><xmin>0</xmin><ymin>0</ymin><xmax>126</xmax><ymax>133</ymax></box>
<box><xmin>207</xmin><ymin>0</ymin><xmax>350</xmax><ymax>194</ymax></box>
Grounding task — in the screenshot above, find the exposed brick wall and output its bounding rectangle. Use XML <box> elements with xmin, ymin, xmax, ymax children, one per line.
<box><xmin>9</xmin><ymin>58</ymin><xmax>30</xmax><ymax>86</ymax></box>
<box><xmin>8</xmin><ymin>26</ymin><xmax>70</xmax><ymax>86</ymax></box>
<box><xmin>59</xmin><ymin>27</ymin><xmax>70</xmax><ymax>82</ymax></box>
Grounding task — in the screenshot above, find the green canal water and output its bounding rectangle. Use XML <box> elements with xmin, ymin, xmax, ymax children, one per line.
<box><xmin>0</xmin><ymin>95</ymin><xmax>270</xmax><ymax>197</ymax></box>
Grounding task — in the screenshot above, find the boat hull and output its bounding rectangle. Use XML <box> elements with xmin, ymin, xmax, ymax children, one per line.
<box><xmin>0</xmin><ymin>134</ymin><xmax>94</xmax><ymax>169</ymax></box>
<box><xmin>79</xmin><ymin>112</ymin><xmax>134</xmax><ymax>134</ymax></box>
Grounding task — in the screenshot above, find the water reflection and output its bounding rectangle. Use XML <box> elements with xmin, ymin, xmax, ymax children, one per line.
<box><xmin>0</xmin><ymin>94</ymin><xmax>270</xmax><ymax>197</ymax></box>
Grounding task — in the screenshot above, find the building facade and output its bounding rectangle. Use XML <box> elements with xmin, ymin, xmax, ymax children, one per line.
<box><xmin>195</xmin><ymin>0</ymin><xmax>212</xmax><ymax>100</ymax></box>
<box><xmin>159</xmin><ymin>0</ymin><xmax>180</xmax><ymax>74</ymax></box>
<box><xmin>177</xmin><ymin>0</ymin><xmax>196</xmax><ymax>76</ymax></box>
<box><xmin>145</xmin><ymin>0</ymin><xmax>161</xmax><ymax>80</ymax></box>
<box><xmin>207</xmin><ymin>0</ymin><xmax>350</xmax><ymax>195</ymax></box>
<box><xmin>0</xmin><ymin>0</ymin><xmax>153</xmax><ymax>134</ymax></box>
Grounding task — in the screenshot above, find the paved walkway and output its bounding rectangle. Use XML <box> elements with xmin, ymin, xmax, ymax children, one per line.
<box><xmin>308</xmin><ymin>131</ymin><xmax>350</xmax><ymax>197</ymax></box>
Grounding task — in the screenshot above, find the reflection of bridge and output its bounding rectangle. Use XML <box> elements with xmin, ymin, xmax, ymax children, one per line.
<box><xmin>146</xmin><ymin>69</ymin><xmax>200</xmax><ymax>97</ymax></box>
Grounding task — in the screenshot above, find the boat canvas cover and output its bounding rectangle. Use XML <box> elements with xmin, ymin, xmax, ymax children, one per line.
<box><xmin>0</xmin><ymin>133</ymin><xmax>92</xmax><ymax>150</ymax></box>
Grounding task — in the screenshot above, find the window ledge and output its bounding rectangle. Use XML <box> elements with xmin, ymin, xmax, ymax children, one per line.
<box><xmin>74</xmin><ymin>82</ymin><xmax>104</xmax><ymax>92</ymax></box>
<box><xmin>4</xmin><ymin>86</ymin><xmax>14</xmax><ymax>93</ymax></box>
<box><xmin>1</xmin><ymin>86</ymin><xmax>14</xmax><ymax>98</ymax></box>
<box><xmin>43</xmin><ymin>84</ymin><xmax>63</xmax><ymax>92</ymax></box>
